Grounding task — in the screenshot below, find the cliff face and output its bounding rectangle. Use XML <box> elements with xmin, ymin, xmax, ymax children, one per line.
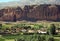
<box><xmin>0</xmin><ymin>4</ymin><xmax>60</xmax><ymax>22</ymax></box>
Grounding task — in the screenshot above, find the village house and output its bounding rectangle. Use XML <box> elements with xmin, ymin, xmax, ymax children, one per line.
<box><xmin>37</xmin><ymin>28</ymin><xmax>47</xmax><ymax>34</ymax></box>
<box><xmin>56</xmin><ymin>28</ymin><xmax>60</xmax><ymax>34</ymax></box>
<box><xmin>27</xmin><ymin>29</ymin><xmax>35</xmax><ymax>33</ymax></box>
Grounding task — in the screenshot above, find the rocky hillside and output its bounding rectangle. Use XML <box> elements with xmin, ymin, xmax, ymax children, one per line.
<box><xmin>0</xmin><ymin>4</ymin><xmax>60</xmax><ymax>22</ymax></box>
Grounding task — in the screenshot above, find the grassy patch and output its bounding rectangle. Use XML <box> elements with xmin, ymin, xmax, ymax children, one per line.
<box><xmin>5</xmin><ymin>39</ymin><xmax>15</xmax><ymax>41</ymax></box>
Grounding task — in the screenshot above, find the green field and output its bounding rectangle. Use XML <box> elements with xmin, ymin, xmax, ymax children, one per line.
<box><xmin>0</xmin><ymin>34</ymin><xmax>60</xmax><ymax>41</ymax></box>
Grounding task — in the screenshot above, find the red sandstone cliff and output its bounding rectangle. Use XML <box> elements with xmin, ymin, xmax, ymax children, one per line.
<box><xmin>0</xmin><ymin>4</ymin><xmax>60</xmax><ymax>22</ymax></box>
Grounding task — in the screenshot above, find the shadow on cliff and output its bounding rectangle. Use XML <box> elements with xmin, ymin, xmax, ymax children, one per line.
<box><xmin>17</xmin><ymin>17</ymin><xmax>38</xmax><ymax>22</ymax></box>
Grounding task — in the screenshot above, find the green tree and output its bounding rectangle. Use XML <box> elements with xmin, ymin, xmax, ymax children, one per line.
<box><xmin>48</xmin><ymin>37</ymin><xmax>54</xmax><ymax>41</ymax></box>
<box><xmin>0</xmin><ymin>24</ymin><xmax>2</xmax><ymax>29</ymax></box>
<box><xmin>50</xmin><ymin>24</ymin><xmax>56</xmax><ymax>35</ymax></box>
<box><xmin>17</xmin><ymin>39</ymin><xmax>25</xmax><ymax>41</ymax></box>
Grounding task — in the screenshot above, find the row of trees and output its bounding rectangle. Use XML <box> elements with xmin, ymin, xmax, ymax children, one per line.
<box><xmin>15</xmin><ymin>24</ymin><xmax>57</xmax><ymax>35</ymax></box>
<box><xmin>0</xmin><ymin>23</ymin><xmax>57</xmax><ymax>35</ymax></box>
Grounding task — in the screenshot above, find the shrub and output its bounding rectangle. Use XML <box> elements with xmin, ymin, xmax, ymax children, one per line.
<box><xmin>0</xmin><ymin>38</ymin><xmax>5</xmax><ymax>41</ymax></box>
